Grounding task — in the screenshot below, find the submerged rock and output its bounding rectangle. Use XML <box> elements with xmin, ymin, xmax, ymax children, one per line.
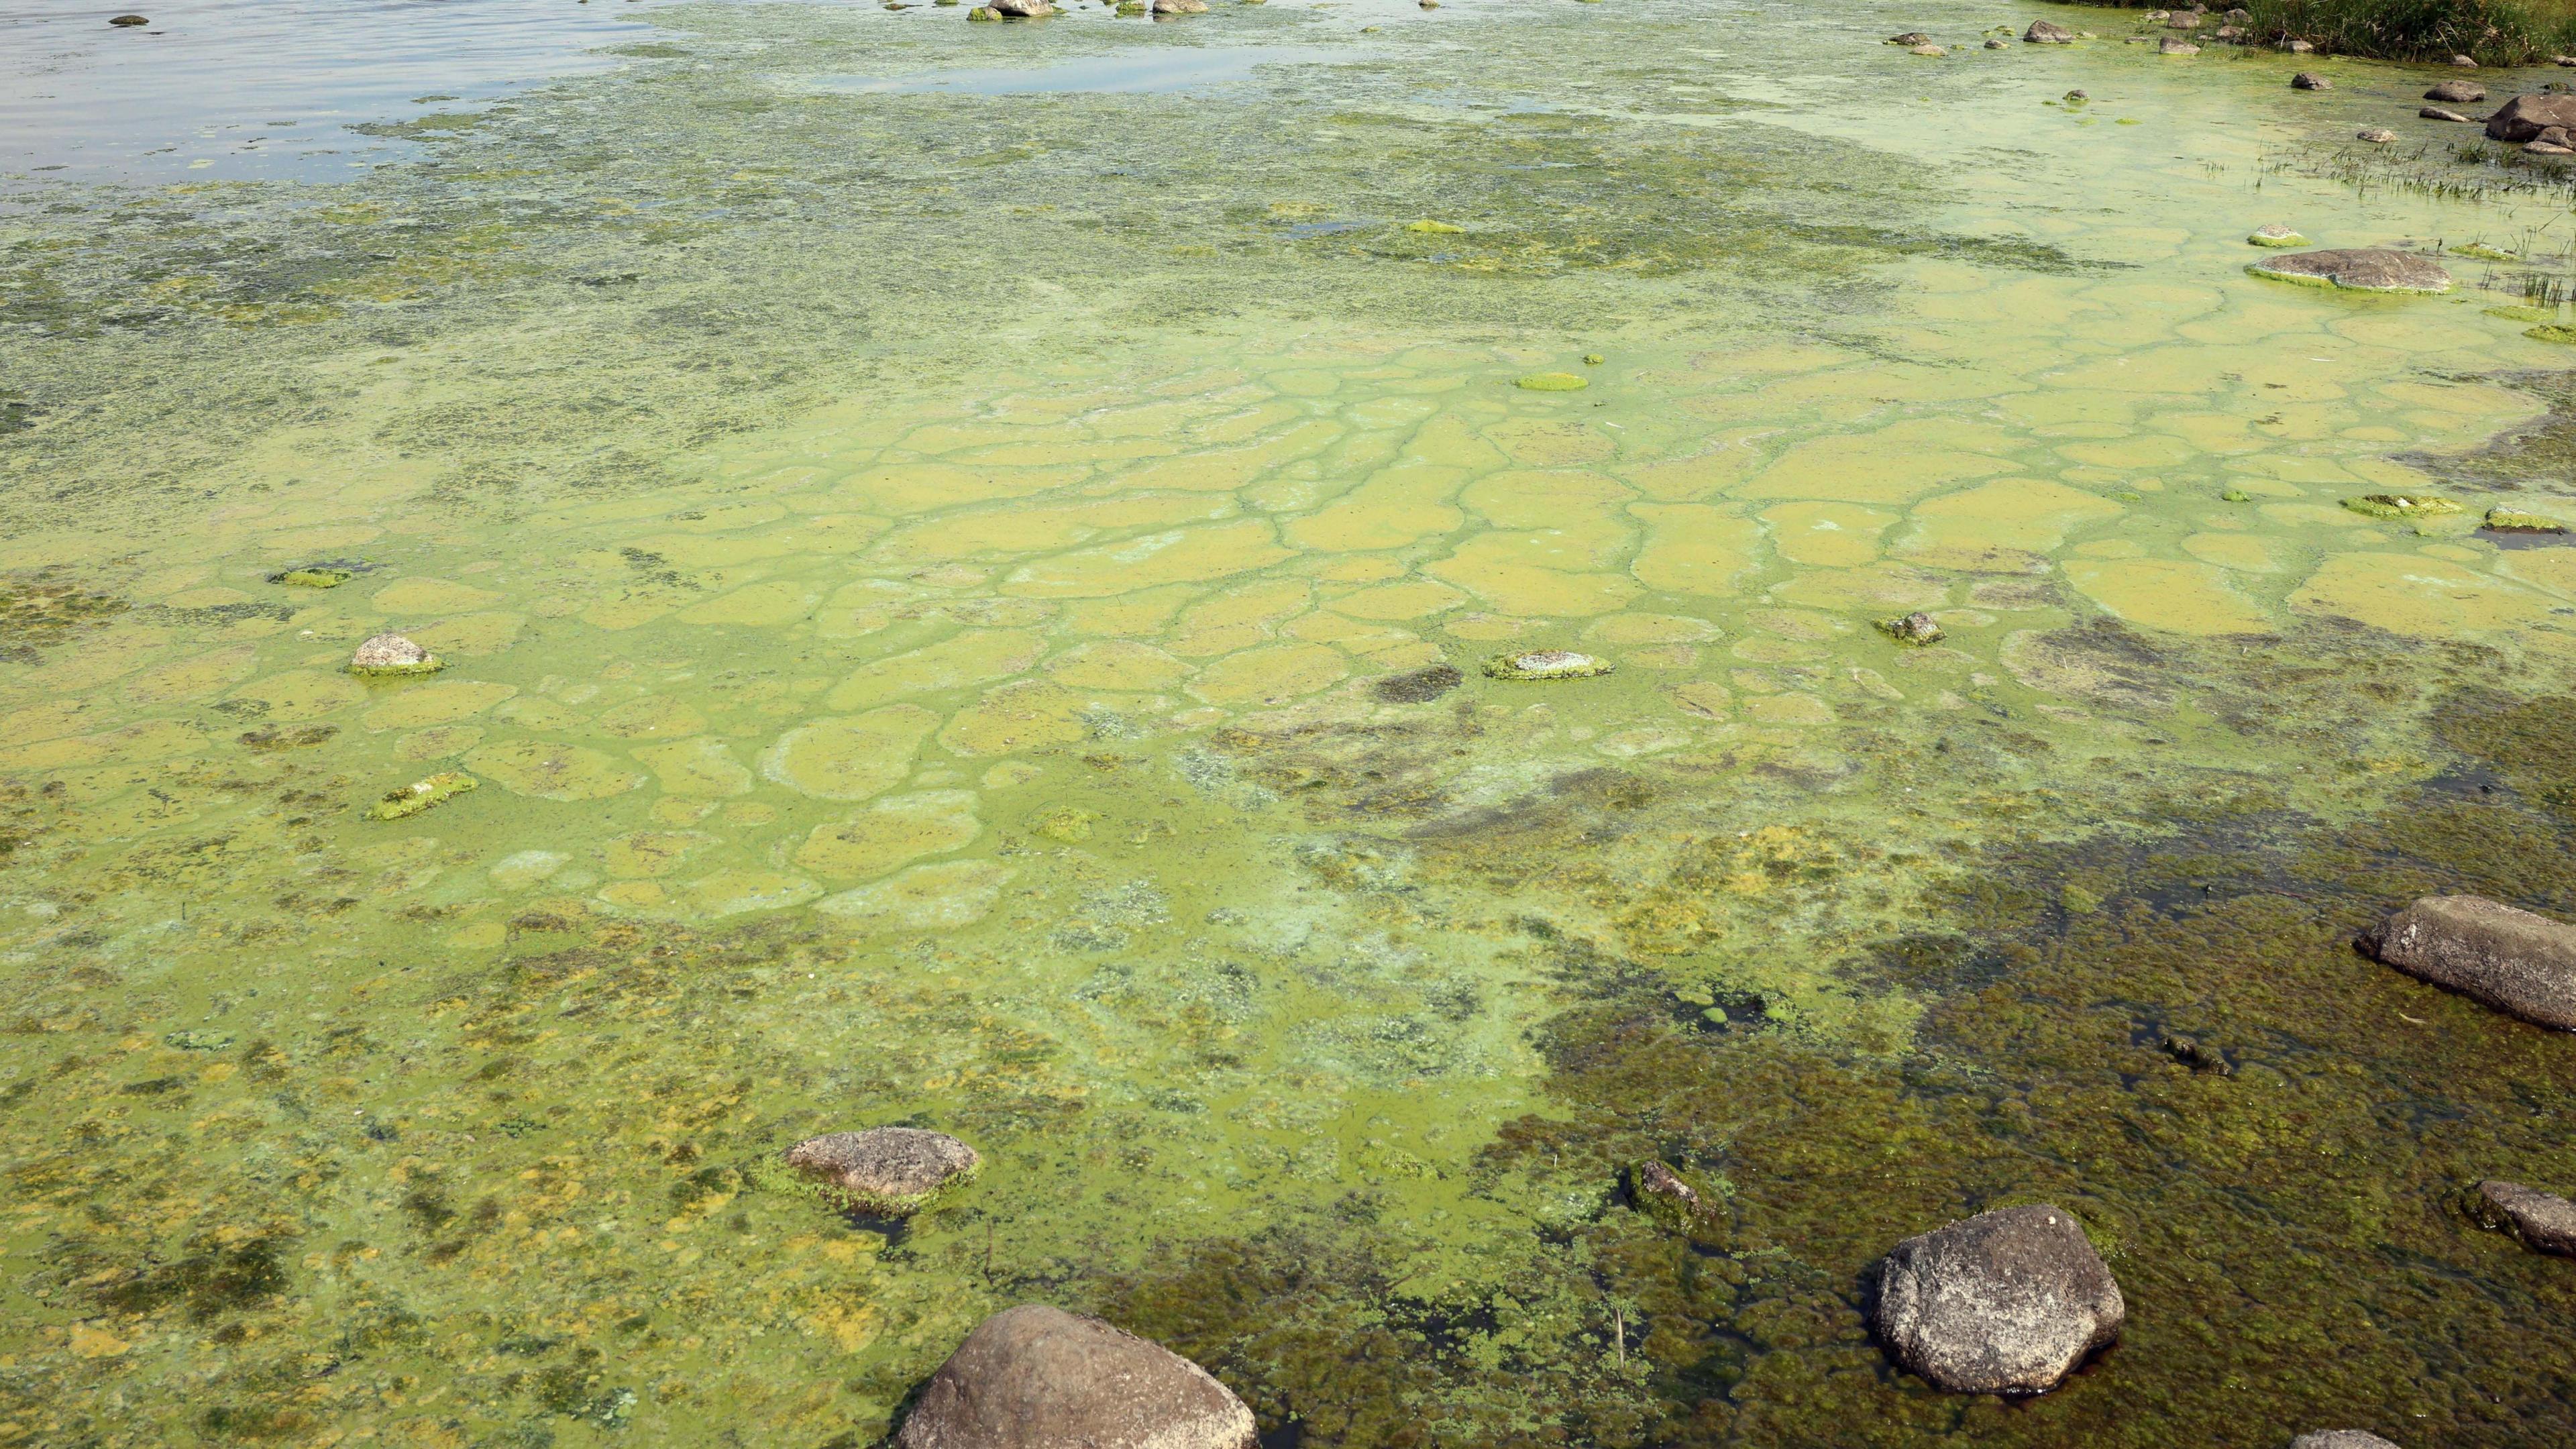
<box><xmin>2247</xmin><ymin>223</ymin><xmax>2306</xmax><ymax>247</ymax></box>
<box><xmin>2023</xmin><ymin>19</ymin><xmax>2074</xmax><ymax>43</ymax></box>
<box><xmin>2425</xmin><ymin>79</ymin><xmax>2486</xmax><ymax>103</ymax></box>
<box><xmin>2247</xmin><ymin>249</ymin><xmax>2451</xmax><ymax>294</ymax></box>
<box><xmin>2290</xmin><ymin>1435</ymin><xmax>2401</xmax><ymax>1449</ymax></box>
<box><xmin>350</xmin><ymin>633</ymin><xmax>443</xmax><ymax>677</ymax></box>
<box><xmin>268</xmin><ymin>564</ymin><xmax>359</xmax><ymax>588</ymax></box>
<box><xmin>1878</xmin><ymin>611</ymin><xmax>1945</xmax><ymax>645</ymax></box>
<box><xmin>1631</xmin><ymin>1159</ymin><xmax>1717</xmax><ymax>1230</ymax></box>
<box><xmin>2360</xmin><ymin>895</ymin><xmax>2576</xmax><ymax>1030</ymax></box>
<box><xmin>2421</xmin><ymin>107</ymin><xmax>2474</xmax><ymax>123</ymax></box>
<box><xmin>2484</xmin><ymin>506</ymin><xmax>2568</xmax><ymax>533</ymax></box>
<box><xmin>2472</xmin><ymin>1179</ymin><xmax>2576</xmax><ymax>1256</ymax></box>
<box><xmin>109</xmin><ymin>13</ymin><xmax>147</xmax><ymax>24</ymax></box>
<box><xmin>785</xmin><ymin>1127</ymin><xmax>981</xmax><ymax>1215</ymax></box>
<box><xmin>895</xmin><ymin>1305</ymin><xmax>1256</xmax><ymax>1449</ymax></box>
<box><xmin>1872</xmin><ymin>1204</ymin><xmax>2125</xmax><ymax>1395</ymax></box>
<box><xmin>1515</xmin><ymin>372</ymin><xmax>1588</xmax><ymax>391</ymax></box>
<box><xmin>2292</xmin><ymin>72</ymin><xmax>2330</xmax><ymax>90</ymax></box>
<box><xmin>1886</xmin><ymin>30</ymin><xmax>1932</xmax><ymax>44</ymax></box>
<box><xmin>1375</xmin><ymin>662</ymin><xmax>1464</xmax><ymax>703</ymax></box>
<box><xmin>2340</xmin><ymin>492</ymin><xmax>2461</xmax><ymax>519</ymax></box>
<box><xmin>1483</xmin><ymin>649</ymin><xmax>1612</xmax><ymax>681</ymax></box>
<box><xmin>2486</xmin><ymin>93</ymin><xmax>2576</xmax><ymax>142</ymax></box>
<box><xmin>2158</xmin><ymin>1030</ymin><xmax>2231</xmax><ymax>1074</ymax></box>
<box><xmin>369</xmin><ymin>772</ymin><xmax>477</xmax><ymax>821</ymax></box>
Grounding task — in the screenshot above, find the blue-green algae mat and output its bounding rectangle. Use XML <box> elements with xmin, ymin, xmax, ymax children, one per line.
<box><xmin>3</xmin><ymin>1</ymin><xmax>2575</xmax><ymax>1444</ymax></box>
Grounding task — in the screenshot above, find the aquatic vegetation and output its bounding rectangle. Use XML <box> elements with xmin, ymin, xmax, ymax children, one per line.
<box><xmin>2341</xmin><ymin>492</ymin><xmax>2464</xmax><ymax>519</ymax></box>
<box><xmin>368</xmin><ymin>770</ymin><xmax>479</xmax><ymax>819</ymax></box>
<box><xmin>2485</xmin><ymin>506</ymin><xmax>2569</xmax><ymax>531</ymax></box>
<box><xmin>1514</xmin><ymin>372</ymin><xmax>1588</xmax><ymax>391</ymax></box>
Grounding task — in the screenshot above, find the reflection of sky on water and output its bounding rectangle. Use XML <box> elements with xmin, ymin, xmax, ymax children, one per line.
<box><xmin>0</xmin><ymin>0</ymin><xmax>670</xmax><ymax>182</ymax></box>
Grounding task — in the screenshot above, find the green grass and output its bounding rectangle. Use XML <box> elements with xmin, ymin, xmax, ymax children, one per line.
<box><xmin>2243</xmin><ymin>0</ymin><xmax>2576</xmax><ymax>63</ymax></box>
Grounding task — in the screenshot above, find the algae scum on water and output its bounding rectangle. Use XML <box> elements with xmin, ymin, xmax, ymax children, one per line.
<box><xmin>5</xmin><ymin>1</ymin><xmax>2576</xmax><ymax>1444</ymax></box>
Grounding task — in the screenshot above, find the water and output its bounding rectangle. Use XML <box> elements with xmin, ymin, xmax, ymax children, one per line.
<box><xmin>4</xmin><ymin>2</ymin><xmax>2575</xmax><ymax>1445</ymax></box>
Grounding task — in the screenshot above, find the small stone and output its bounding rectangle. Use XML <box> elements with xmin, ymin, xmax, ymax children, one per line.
<box><xmin>109</xmin><ymin>13</ymin><xmax>148</xmax><ymax>23</ymax></box>
<box><xmin>2289</xmin><ymin>1435</ymin><xmax>2402</xmax><ymax>1449</ymax></box>
<box><xmin>350</xmin><ymin>633</ymin><xmax>443</xmax><ymax>676</ymax></box>
<box><xmin>1984</xmin><ymin>36</ymin><xmax>2005</xmax><ymax>48</ymax></box>
<box><xmin>2065</xmin><ymin>89</ymin><xmax>2088</xmax><ymax>101</ymax></box>
<box><xmin>1872</xmin><ymin>1205</ymin><xmax>2125</xmax><ymax>1395</ymax></box>
<box><xmin>2291</xmin><ymin>72</ymin><xmax>2329</xmax><ymax>90</ymax></box>
<box><xmin>988</xmin><ymin>0</ymin><xmax>1053</xmax><ymax>13</ymax></box>
<box><xmin>2246</xmin><ymin>223</ymin><xmax>2305</xmax><ymax>247</ymax></box>
<box><xmin>785</xmin><ymin>1127</ymin><xmax>981</xmax><ymax>1216</ymax></box>
<box><xmin>1374</xmin><ymin>662</ymin><xmax>1464</xmax><ymax>703</ymax></box>
<box><xmin>1878</xmin><ymin>611</ymin><xmax>1944</xmax><ymax>645</ymax></box>
<box><xmin>1630</xmin><ymin>1160</ymin><xmax>1714</xmax><ymax>1229</ymax></box>
<box><xmin>2451</xmin><ymin>54</ymin><xmax>2477</xmax><ymax>67</ymax></box>
<box><xmin>369</xmin><ymin>772</ymin><xmax>478</xmax><ymax>821</ymax></box>
<box><xmin>2425</xmin><ymin>79</ymin><xmax>2486</xmax><ymax>103</ymax></box>
<box><xmin>2222</xmin><ymin>488</ymin><xmax>2253</xmax><ymax>502</ymax></box>
<box><xmin>2214</xmin><ymin>23</ymin><xmax>2242</xmax><ymax>38</ymax></box>
<box><xmin>163</xmin><ymin>1029</ymin><xmax>234</xmax><ymax>1051</ymax></box>
<box><xmin>1886</xmin><ymin>31</ymin><xmax>1932</xmax><ymax>44</ymax></box>
<box><xmin>1483</xmin><ymin>649</ymin><xmax>1613</xmax><ymax>681</ymax></box>
<box><xmin>2355</xmin><ymin>127</ymin><xmax>2398</xmax><ymax>143</ymax></box>
<box><xmin>1152</xmin><ymin>0</ymin><xmax>1206</xmax><ymax>12</ymax></box>
<box><xmin>2359</xmin><ymin>894</ymin><xmax>2576</xmax><ymax>1030</ymax></box>
<box><xmin>1419</xmin><ymin>0</ymin><xmax>1438</xmax><ymax>8</ymax></box>
<box><xmin>2023</xmin><ymin>19</ymin><xmax>2075</xmax><ymax>43</ymax></box>
<box><xmin>2158</xmin><ymin>1031</ymin><xmax>2230</xmax><ymax>1074</ymax></box>
<box><xmin>1515</xmin><ymin>372</ymin><xmax>1588</xmax><ymax>391</ymax></box>
<box><xmin>2484</xmin><ymin>506</ymin><xmax>2569</xmax><ymax>533</ymax></box>
<box><xmin>2224</xmin><ymin>5</ymin><xmax>2249</xmax><ymax>17</ymax></box>
<box><xmin>2421</xmin><ymin>107</ymin><xmax>2473</xmax><ymax>123</ymax></box>
<box><xmin>1911</xmin><ymin>43</ymin><xmax>1947</xmax><ymax>56</ymax></box>
<box><xmin>2472</xmin><ymin>1180</ymin><xmax>2576</xmax><ymax>1256</ymax></box>
<box><xmin>968</xmin><ymin>5</ymin><xmax>998</xmax><ymax>17</ymax></box>
<box><xmin>2159</xmin><ymin>37</ymin><xmax>2200</xmax><ymax>54</ymax></box>
<box><xmin>2282</xmin><ymin>38</ymin><xmax>2314</xmax><ymax>52</ymax></box>
<box><xmin>269</xmin><ymin>565</ymin><xmax>356</xmax><ymax>588</ymax></box>
<box><xmin>2248</xmin><ymin>249</ymin><xmax>2451</xmax><ymax>294</ymax></box>
<box><xmin>2165</xmin><ymin>9</ymin><xmax>2199</xmax><ymax>25</ymax></box>
<box><xmin>1582</xmin><ymin>352</ymin><xmax>1605</xmax><ymax>364</ymax></box>
<box><xmin>896</xmin><ymin>1305</ymin><xmax>1256</xmax><ymax>1449</ymax></box>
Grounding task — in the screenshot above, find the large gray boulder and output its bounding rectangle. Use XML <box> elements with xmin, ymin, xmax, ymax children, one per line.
<box><xmin>2487</xmin><ymin>93</ymin><xmax>2576</xmax><ymax>142</ymax></box>
<box><xmin>2290</xmin><ymin>1434</ymin><xmax>2400</xmax><ymax>1449</ymax></box>
<box><xmin>2359</xmin><ymin>895</ymin><xmax>2576</xmax><ymax>1029</ymax></box>
<box><xmin>784</xmin><ymin>1127</ymin><xmax>979</xmax><ymax>1216</ymax></box>
<box><xmin>896</xmin><ymin>1305</ymin><xmax>1257</xmax><ymax>1449</ymax></box>
<box><xmin>1872</xmin><ymin>1204</ymin><xmax>2125</xmax><ymax>1394</ymax></box>
<box><xmin>2473</xmin><ymin>1179</ymin><xmax>2576</xmax><ymax>1256</ymax></box>
<box><xmin>2245</xmin><ymin>248</ymin><xmax>2451</xmax><ymax>294</ymax></box>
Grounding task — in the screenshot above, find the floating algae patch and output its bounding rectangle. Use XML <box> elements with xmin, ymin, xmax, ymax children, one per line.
<box><xmin>8</xmin><ymin>1</ymin><xmax>2576</xmax><ymax>1445</ymax></box>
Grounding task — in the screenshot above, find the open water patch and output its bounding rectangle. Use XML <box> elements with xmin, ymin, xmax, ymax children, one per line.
<box><xmin>796</xmin><ymin>43</ymin><xmax>1341</xmax><ymax>97</ymax></box>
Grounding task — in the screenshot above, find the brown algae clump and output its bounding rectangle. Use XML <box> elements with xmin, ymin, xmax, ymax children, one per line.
<box><xmin>1482</xmin><ymin>649</ymin><xmax>1611</xmax><ymax>680</ymax></box>
<box><xmin>350</xmin><ymin>632</ymin><xmax>443</xmax><ymax>676</ymax></box>
<box><xmin>2485</xmin><ymin>506</ymin><xmax>2569</xmax><ymax>532</ymax></box>
<box><xmin>2342</xmin><ymin>493</ymin><xmax>2463</xmax><ymax>520</ymax></box>
<box><xmin>368</xmin><ymin>771</ymin><xmax>477</xmax><ymax>820</ymax></box>
<box><xmin>1514</xmin><ymin>372</ymin><xmax>1589</xmax><ymax>391</ymax></box>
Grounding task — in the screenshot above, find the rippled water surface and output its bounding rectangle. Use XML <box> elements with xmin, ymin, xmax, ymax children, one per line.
<box><xmin>5</xmin><ymin>1</ymin><xmax>2576</xmax><ymax>1445</ymax></box>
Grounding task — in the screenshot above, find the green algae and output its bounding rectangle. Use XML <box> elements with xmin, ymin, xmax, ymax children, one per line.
<box><xmin>2341</xmin><ymin>492</ymin><xmax>2463</xmax><ymax>519</ymax></box>
<box><xmin>1514</xmin><ymin>372</ymin><xmax>1589</xmax><ymax>391</ymax></box>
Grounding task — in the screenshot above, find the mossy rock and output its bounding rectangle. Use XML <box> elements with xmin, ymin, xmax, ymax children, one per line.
<box><xmin>2221</xmin><ymin>488</ymin><xmax>2253</xmax><ymax>502</ymax></box>
<box><xmin>2246</xmin><ymin>225</ymin><xmax>2306</xmax><ymax>248</ymax></box>
<box><xmin>350</xmin><ymin>655</ymin><xmax>445</xmax><ymax>678</ymax></box>
<box><xmin>2451</xmin><ymin>242</ymin><xmax>2515</xmax><ymax>262</ymax></box>
<box><xmin>1515</xmin><ymin>372</ymin><xmax>1588</xmax><ymax>392</ymax></box>
<box><xmin>2341</xmin><ymin>493</ymin><xmax>2462</xmax><ymax>520</ymax></box>
<box><xmin>2484</xmin><ymin>506</ymin><xmax>2569</xmax><ymax>533</ymax></box>
<box><xmin>1483</xmin><ymin>649</ymin><xmax>1612</xmax><ymax>680</ymax></box>
<box><xmin>370</xmin><ymin>771</ymin><xmax>478</xmax><ymax>820</ymax></box>
<box><xmin>1404</xmin><ymin>219</ymin><xmax>1464</xmax><ymax>234</ymax></box>
<box><xmin>967</xmin><ymin>5</ymin><xmax>998</xmax><ymax>17</ymax></box>
<box><xmin>268</xmin><ymin>566</ymin><xmax>356</xmax><ymax>588</ymax></box>
<box><xmin>2524</xmin><ymin>323</ymin><xmax>2576</xmax><ymax>345</ymax></box>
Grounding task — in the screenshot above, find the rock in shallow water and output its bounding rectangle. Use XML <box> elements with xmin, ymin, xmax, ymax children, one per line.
<box><xmin>2422</xmin><ymin>106</ymin><xmax>2474</xmax><ymax>122</ymax></box>
<box><xmin>2473</xmin><ymin>1180</ymin><xmax>2576</xmax><ymax>1256</ymax></box>
<box><xmin>2359</xmin><ymin>895</ymin><xmax>2576</xmax><ymax>1029</ymax></box>
<box><xmin>2246</xmin><ymin>248</ymin><xmax>2450</xmax><ymax>293</ymax></box>
<box><xmin>2425</xmin><ymin>79</ymin><xmax>2486</xmax><ymax>103</ymax></box>
<box><xmin>785</xmin><ymin>1127</ymin><xmax>979</xmax><ymax>1215</ymax></box>
<box><xmin>2292</xmin><ymin>71</ymin><xmax>2330</xmax><ymax>90</ymax></box>
<box><xmin>350</xmin><ymin>633</ymin><xmax>443</xmax><ymax>676</ymax></box>
<box><xmin>1872</xmin><ymin>1204</ymin><xmax>2125</xmax><ymax>1394</ymax></box>
<box><xmin>1878</xmin><ymin>610</ymin><xmax>1944</xmax><ymax>645</ymax></box>
<box><xmin>2023</xmin><ymin>19</ymin><xmax>2074</xmax><ymax>43</ymax></box>
<box><xmin>2247</xmin><ymin>223</ymin><xmax>2305</xmax><ymax>247</ymax></box>
<box><xmin>2159</xmin><ymin>36</ymin><xmax>2200</xmax><ymax>54</ymax></box>
<box><xmin>895</xmin><ymin>1305</ymin><xmax>1256</xmax><ymax>1449</ymax></box>
<box><xmin>2487</xmin><ymin>93</ymin><xmax>2576</xmax><ymax>142</ymax></box>
<box><xmin>1483</xmin><ymin>649</ymin><xmax>1611</xmax><ymax>680</ymax></box>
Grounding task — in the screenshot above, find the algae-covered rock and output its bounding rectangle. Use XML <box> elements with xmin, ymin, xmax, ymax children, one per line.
<box><xmin>1404</xmin><ymin>219</ymin><xmax>1464</xmax><ymax>233</ymax></box>
<box><xmin>2486</xmin><ymin>93</ymin><xmax>2576</xmax><ymax>142</ymax></box>
<box><xmin>268</xmin><ymin>564</ymin><xmax>358</xmax><ymax>588</ymax></box>
<box><xmin>2359</xmin><ymin>895</ymin><xmax>2576</xmax><ymax>1030</ymax></box>
<box><xmin>2523</xmin><ymin>323</ymin><xmax>2576</xmax><ymax>345</ymax></box>
<box><xmin>2340</xmin><ymin>493</ymin><xmax>2461</xmax><ymax>520</ymax></box>
<box><xmin>2023</xmin><ymin>19</ymin><xmax>2074</xmax><ymax>43</ymax></box>
<box><xmin>989</xmin><ymin>0</ymin><xmax>1055</xmax><ymax>12</ymax></box>
<box><xmin>2484</xmin><ymin>506</ymin><xmax>2568</xmax><ymax>533</ymax></box>
<box><xmin>2472</xmin><ymin>1179</ymin><xmax>2576</xmax><ymax>1256</ymax></box>
<box><xmin>2290</xmin><ymin>1434</ymin><xmax>2402</xmax><ymax>1449</ymax></box>
<box><xmin>1878</xmin><ymin>610</ymin><xmax>1945</xmax><ymax>645</ymax></box>
<box><xmin>1153</xmin><ymin>0</ymin><xmax>1207</xmax><ymax>12</ymax></box>
<box><xmin>1629</xmin><ymin>1159</ymin><xmax>1716</xmax><ymax>1232</ymax></box>
<box><xmin>1375</xmin><ymin>662</ymin><xmax>1464</xmax><ymax>703</ymax></box>
<box><xmin>896</xmin><ymin>1305</ymin><xmax>1256</xmax><ymax>1449</ymax></box>
<box><xmin>2246</xmin><ymin>247</ymin><xmax>2442</xmax><ymax>294</ymax></box>
<box><xmin>1515</xmin><ymin>372</ymin><xmax>1588</xmax><ymax>391</ymax></box>
<box><xmin>370</xmin><ymin>771</ymin><xmax>477</xmax><ymax>820</ymax></box>
<box><xmin>2247</xmin><ymin>223</ymin><xmax>2306</xmax><ymax>248</ymax></box>
<box><xmin>1482</xmin><ymin>649</ymin><xmax>1611</xmax><ymax>680</ymax></box>
<box><xmin>968</xmin><ymin>5</ymin><xmax>998</xmax><ymax>15</ymax></box>
<box><xmin>1872</xmin><ymin>1204</ymin><xmax>2125</xmax><ymax>1395</ymax></box>
<box><xmin>1886</xmin><ymin>31</ymin><xmax>1931</xmax><ymax>44</ymax></box>
<box><xmin>350</xmin><ymin>633</ymin><xmax>443</xmax><ymax>677</ymax></box>
<box><xmin>2356</xmin><ymin>127</ymin><xmax>2400</xmax><ymax>144</ymax></box>
<box><xmin>785</xmin><ymin>1126</ymin><xmax>980</xmax><ymax>1215</ymax></box>
<box><xmin>2157</xmin><ymin>1030</ymin><xmax>2230</xmax><ymax>1074</ymax></box>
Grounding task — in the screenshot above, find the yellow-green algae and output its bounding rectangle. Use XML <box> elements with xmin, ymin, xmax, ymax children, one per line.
<box><xmin>2</xmin><ymin>3</ymin><xmax>2576</xmax><ymax>1447</ymax></box>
